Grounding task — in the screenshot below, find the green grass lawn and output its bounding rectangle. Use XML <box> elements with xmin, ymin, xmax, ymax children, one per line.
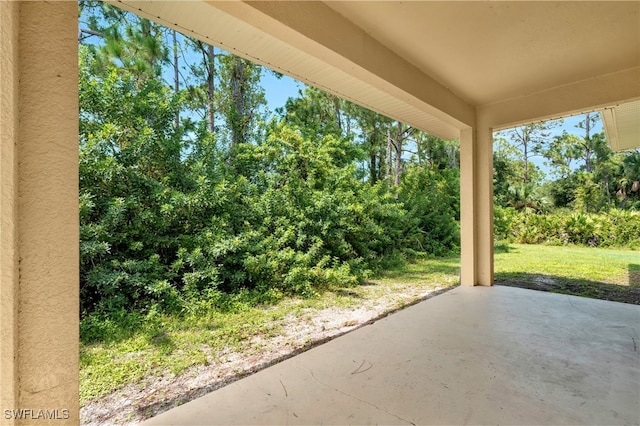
<box><xmin>494</xmin><ymin>243</ymin><xmax>639</xmax><ymax>303</ymax></box>
<box><xmin>80</xmin><ymin>255</ymin><xmax>460</xmax><ymax>405</ymax></box>
<box><xmin>81</xmin><ymin>244</ymin><xmax>638</xmax><ymax>408</ymax></box>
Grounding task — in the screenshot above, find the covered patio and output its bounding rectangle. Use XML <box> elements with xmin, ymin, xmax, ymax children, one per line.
<box><xmin>1</xmin><ymin>1</ymin><xmax>639</xmax><ymax>424</ymax></box>
<box><xmin>143</xmin><ymin>285</ymin><xmax>640</xmax><ymax>425</ymax></box>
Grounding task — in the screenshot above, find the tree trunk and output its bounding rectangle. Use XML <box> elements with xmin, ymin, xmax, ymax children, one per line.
<box><xmin>523</xmin><ymin>130</ymin><xmax>529</xmax><ymax>184</ymax></box>
<box><xmin>387</xmin><ymin>128</ymin><xmax>393</xmax><ymax>187</ymax></box>
<box><xmin>584</xmin><ymin>112</ymin><xmax>592</xmax><ymax>173</ymax></box>
<box><xmin>369</xmin><ymin>150</ymin><xmax>377</xmax><ymax>184</ymax></box>
<box><xmin>448</xmin><ymin>144</ymin><xmax>458</xmax><ymax>169</ymax></box>
<box><xmin>333</xmin><ymin>96</ymin><xmax>342</xmax><ymax>134</ymax></box>
<box><xmin>394</xmin><ymin>123</ymin><xmax>403</xmax><ymax>188</ymax></box>
<box><xmin>231</xmin><ymin>56</ymin><xmax>247</xmax><ymax>150</ymax></box>
<box><xmin>206</xmin><ymin>44</ymin><xmax>215</xmax><ymax>134</ymax></box>
<box><xmin>172</xmin><ymin>30</ymin><xmax>180</xmax><ymax>128</ymax></box>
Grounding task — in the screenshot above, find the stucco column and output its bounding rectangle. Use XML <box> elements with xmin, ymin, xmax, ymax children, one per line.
<box><xmin>459</xmin><ymin>118</ymin><xmax>494</xmax><ymax>286</ymax></box>
<box><xmin>0</xmin><ymin>2</ymin><xmax>79</xmax><ymax>424</ymax></box>
<box><xmin>1</xmin><ymin>1</ymin><xmax>20</xmax><ymax>417</ymax></box>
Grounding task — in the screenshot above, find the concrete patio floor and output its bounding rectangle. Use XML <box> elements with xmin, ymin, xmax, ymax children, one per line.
<box><xmin>143</xmin><ymin>286</ymin><xmax>640</xmax><ymax>425</ymax></box>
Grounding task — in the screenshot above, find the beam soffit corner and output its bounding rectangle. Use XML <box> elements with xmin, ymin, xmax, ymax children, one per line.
<box><xmin>480</xmin><ymin>67</ymin><xmax>640</xmax><ymax>132</ymax></box>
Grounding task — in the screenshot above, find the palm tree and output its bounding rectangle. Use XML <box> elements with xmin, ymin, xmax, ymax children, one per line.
<box><xmin>506</xmin><ymin>183</ymin><xmax>551</xmax><ymax>213</ymax></box>
<box><xmin>623</xmin><ymin>151</ymin><xmax>640</xmax><ymax>192</ymax></box>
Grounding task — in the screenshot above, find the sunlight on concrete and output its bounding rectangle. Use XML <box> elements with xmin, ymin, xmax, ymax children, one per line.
<box><xmin>143</xmin><ymin>286</ymin><xmax>640</xmax><ymax>425</ymax></box>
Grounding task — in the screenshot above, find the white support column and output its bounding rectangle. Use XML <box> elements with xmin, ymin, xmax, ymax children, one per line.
<box><xmin>1</xmin><ymin>2</ymin><xmax>79</xmax><ymax>423</ymax></box>
<box><xmin>459</xmin><ymin>116</ymin><xmax>494</xmax><ymax>286</ymax></box>
<box><xmin>476</xmin><ymin>114</ymin><xmax>495</xmax><ymax>286</ymax></box>
<box><xmin>459</xmin><ymin>127</ymin><xmax>477</xmax><ymax>286</ymax></box>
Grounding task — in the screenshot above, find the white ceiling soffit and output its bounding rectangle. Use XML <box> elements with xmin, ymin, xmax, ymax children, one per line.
<box><xmin>602</xmin><ymin>100</ymin><xmax>640</xmax><ymax>152</ymax></box>
<box><xmin>108</xmin><ymin>0</ymin><xmax>462</xmax><ymax>140</ymax></box>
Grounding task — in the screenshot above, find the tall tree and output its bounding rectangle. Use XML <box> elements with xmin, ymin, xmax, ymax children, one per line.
<box><xmin>499</xmin><ymin>121</ymin><xmax>558</xmax><ymax>183</ymax></box>
<box><xmin>219</xmin><ymin>55</ymin><xmax>265</xmax><ymax>154</ymax></box>
<box><xmin>544</xmin><ymin>132</ymin><xmax>581</xmax><ymax>179</ymax></box>
<box><xmin>493</xmin><ymin>137</ymin><xmax>545</xmax><ymax>207</ymax></box>
<box><xmin>352</xmin><ymin>105</ymin><xmax>392</xmax><ymax>184</ymax></box>
<box><xmin>387</xmin><ymin>122</ymin><xmax>415</xmax><ymax>188</ymax></box>
<box><xmin>280</xmin><ymin>86</ymin><xmax>353</xmax><ymax>140</ymax></box>
<box><xmin>411</xmin><ymin>133</ymin><xmax>459</xmax><ymax>170</ymax></box>
<box><xmin>171</xmin><ymin>29</ymin><xmax>181</xmax><ymax>128</ymax></box>
<box><xmin>205</xmin><ymin>44</ymin><xmax>216</xmax><ymax>134</ymax></box>
<box><xmin>182</xmin><ymin>39</ymin><xmax>218</xmax><ymax>135</ymax></box>
<box><xmin>576</xmin><ymin>112</ymin><xmax>598</xmax><ymax>173</ymax></box>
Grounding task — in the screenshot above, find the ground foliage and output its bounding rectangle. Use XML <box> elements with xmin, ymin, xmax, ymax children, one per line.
<box><xmin>495</xmin><ymin>207</ymin><xmax>640</xmax><ymax>249</ymax></box>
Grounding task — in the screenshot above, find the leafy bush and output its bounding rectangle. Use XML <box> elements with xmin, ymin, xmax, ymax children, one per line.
<box><xmin>496</xmin><ymin>208</ymin><xmax>640</xmax><ymax>249</ymax></box>
<box><xmin>79</xmin><ymin>62</ymin><xmax>421</xmax><ymax>316</ymax></box>
<box><xmin>79</xmin><ymin>47</ymin><xmax>461</xmax><ymax>321</ymax></box>
<box><xmin>493</xmin><ymin>205</ymin><xmax>518</xmax><ymax>241</ymax></box>
<box><xmin>398</xmin><ymin>166</ymin><xmax>460</xmax><ymax>257</ymax></box>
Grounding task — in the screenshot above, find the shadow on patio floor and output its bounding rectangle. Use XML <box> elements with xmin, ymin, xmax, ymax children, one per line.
<box><xmin>496</xmin><ymin>271</ymin><xmax>640</xmax><ymax>305</ymax></box>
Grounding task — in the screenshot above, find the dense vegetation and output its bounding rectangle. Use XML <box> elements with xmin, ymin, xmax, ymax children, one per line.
<box><xmin>495</xmin><ymin>208</ymin><xmax>640</xmax><ymax>248</ymax></box>
<box><xmin>493</xmin><ymin>117</ymin><xmax>640</xmax><ymax>249</ymax></box>
<box><xmin>79</xmin><ymin>3</ymin><xmax>638</xmax><ymax>331</ymax></box>
<box><xmin>78</xmin><ymin>3</ymin><xmax>461</xmax><ymax>327</ymax></box>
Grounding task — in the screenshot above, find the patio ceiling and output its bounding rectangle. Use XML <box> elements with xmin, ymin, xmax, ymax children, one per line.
<box><xmin>110</xmin><ymin>1</ymin><xmax>639</xmax><ymax>147</ymax></box>
<box><xmin>326</xmin><ymin>1</ymin><xmax>638</xmax><ymax>107</ymax></box>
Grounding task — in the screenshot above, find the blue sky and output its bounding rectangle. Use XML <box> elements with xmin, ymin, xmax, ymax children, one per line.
<box><xmin>553</xmin><ymin>114</ymin><xmax>603</xmax><ymax>136</ymax></box>
<box><xmin>261</xmin><ymin>72</ymin><xmax>305</xmax><ymax>113</ymax></box>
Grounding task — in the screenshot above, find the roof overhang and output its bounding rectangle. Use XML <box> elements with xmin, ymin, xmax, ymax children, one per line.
<box><xmin>602</xmin><ymin>100</ymin><xmax>640</xmax><ymax>152</ymax></box>
<box><xmin>108</xmin><ymin>1</ymin><xmax>640</xmax><ymax>149</ymax></box>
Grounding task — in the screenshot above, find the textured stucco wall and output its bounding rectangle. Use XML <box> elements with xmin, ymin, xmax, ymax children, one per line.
<box><xmin>1</xmin><ymin>2</ymin><xmax>20</xmax><ymax>421</ymax></box>
<box><xmin>1</xmin><ymin>2</ymin><xmax>79</xmax><ymax>424</ymax></box>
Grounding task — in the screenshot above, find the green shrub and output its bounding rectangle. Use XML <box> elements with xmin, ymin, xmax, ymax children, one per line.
<box><xmin>500</xmin><ymin>209</ymin><xmax>640</xmax><ymax>249</ymax></box>
<box><xmin>494</xmin><ymin>205</ymin><xmax>517</xmax><ymax>241</ymax></box>
<box><xmin>398</xmin><ymin>166</ymin><xmax>460</xmax><ymax>257</ymax></box>
<box><xmin>79</xmin><ymin>49</ymin><xmax>461</xmax><ymax>321</ymax></box>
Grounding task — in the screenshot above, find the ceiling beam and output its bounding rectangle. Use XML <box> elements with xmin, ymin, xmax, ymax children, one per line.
<box><xmin>212</xmin><ymin>1</ymin><xmax>475</xmax><ymax>130</ymax></box>
<box><xmin>481</xmin><ymin>67</ymin><xmax>640</xmax><ymax>131</ymax></box>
